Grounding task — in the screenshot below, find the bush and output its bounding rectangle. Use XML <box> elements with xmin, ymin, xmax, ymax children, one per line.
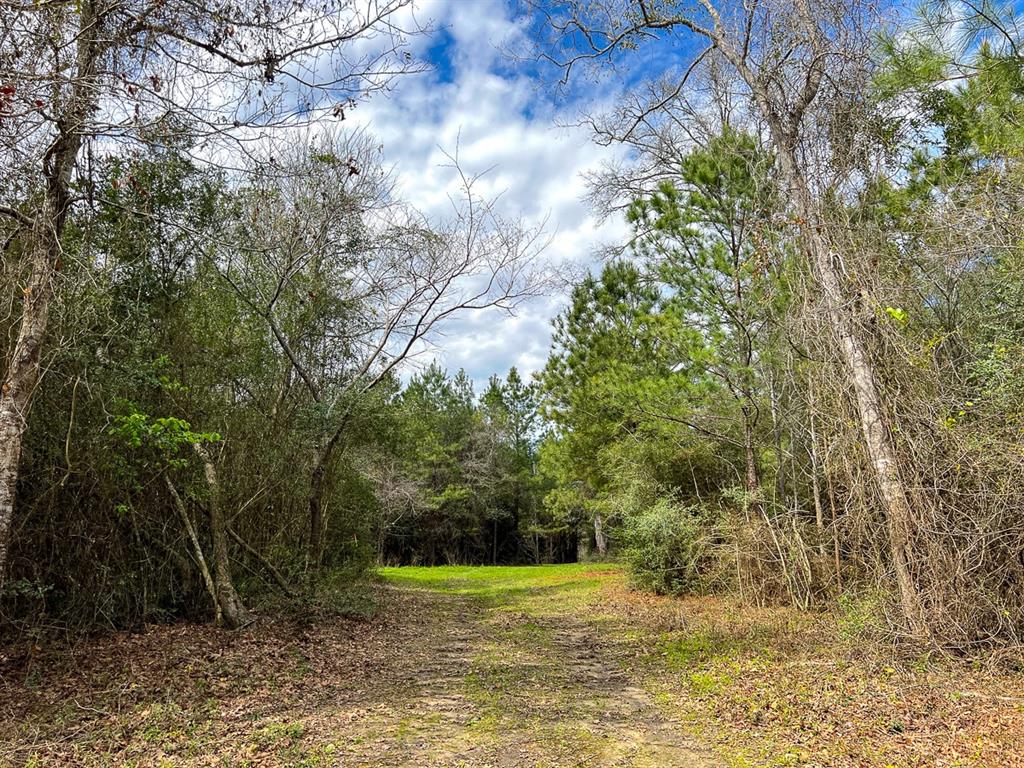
<box><xmin>622</xmin><ymin>498</ymin><xmax>710</xmax><ymax>595</ymax></box>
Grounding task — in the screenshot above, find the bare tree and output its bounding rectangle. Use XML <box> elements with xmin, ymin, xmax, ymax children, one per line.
<box><xmin>215</xmin><ymin>136</ymin><xmax>551</xmax><ymax>568</ymax></box>
<box><xmin>0</xmin><ymin>0</ymin><xmax>425</xmax><ymax>582</ymax></box>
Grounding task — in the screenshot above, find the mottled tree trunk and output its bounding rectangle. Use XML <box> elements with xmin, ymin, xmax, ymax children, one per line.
<box><xmin>193</xmin><ymin>444</ymin><xmax>252</xmax><ymax>628</ymax></box>
<box><xmin>0</xmin><ymin>1</ymin><xmax>102</xmax><ymax>583</ymax></box>
<box><xmin>593</xmin><ymin>512</ymin><xmax>607</xmax><ymax>557</ymax></box>
<box><xmin>0</xmin><ymin>224</ymin><xmax>59</xmax><ymax>584</ymax></box>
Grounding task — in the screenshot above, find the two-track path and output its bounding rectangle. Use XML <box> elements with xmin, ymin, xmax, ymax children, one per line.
<box><xmin>2</xmin><ymin>564</ymin><xmax>722</xmax><ymax>767</ymax></box>
<box><xmin>328</xmin><ymin>564</ymin><xmax>720</xmax><ymax>767</ymax></box>
<box><xmin>7</xmin><ymin>562</ymin><xmax>1023</xmax><ymax>766</ymax></box>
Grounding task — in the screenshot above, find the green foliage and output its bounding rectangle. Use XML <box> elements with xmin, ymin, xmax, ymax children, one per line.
<box><xmin>3</xmin><ymin>142</ymin><xmax>397</xmax><ymax>629</ymax></box>
<box><xmin>878</xmin><ymin>5</ymin><xmax>1024</xmax><ymax>168</ymax></box>
<box><xmin>884</xmin><ymin>306</ymin><xmax>907</xmax><ymax>324</ymax></box>
<box><xmin>537</xmin><ymin>260</ymin><xmax>670</xmax><ymax>543</ymax></box>
<box><xmin>874</xmin><ymin>33</ymin><xmax>951</xmax><ymax>99</ymax></box>
<box><xmin>538</xmin><ymin>127</ymin><xmax>787</xmax><ymax>576</ymax></box>
<box><xmin>622</xmin><ymin>499</ymin><xmax>710</xmax><ymax>595</ymax></box>
<box><xmin>0</xmin><ymin>578</ymin><xmax>53</xmax><ymax>601</ymax></box>
<box><xmin>378</xmin><ymin>363</ymin><xmax>558</xmax><ymax>566</ymax></box>
<box><xmin>109</xmin><ymin>409</ymin><xmax>220</xmax><ymax>463</ymax></box>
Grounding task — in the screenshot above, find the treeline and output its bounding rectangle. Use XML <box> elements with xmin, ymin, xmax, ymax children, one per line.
<box><xmin>0</xmin><ymin>133</ymin><xmax>556</xmax><ymax>631</ymax></box>
<box><xmin>377</xmin><ymin>363</ymin><xmax>576</xmax><ymax>566</ymax></box>
<box><xmin>3</xmin><ymin>0</ymin><xmax>575</xmax><ymax>633</ymax></box>
<box><xmin>6</xmin><ymin>0</ymin><xmax>1024</xmax><ymax>654</ymax></box>
<box><xmin>532</xmin><ymin>0</ymin><xmax>1024</xmax><ymax>648</ymax></box>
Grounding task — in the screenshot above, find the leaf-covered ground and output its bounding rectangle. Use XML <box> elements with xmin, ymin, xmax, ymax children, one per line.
<box><xmin>1</xmin><ymin>564</ymin><xmax>1022</xmax><ymax>766</ymax></box>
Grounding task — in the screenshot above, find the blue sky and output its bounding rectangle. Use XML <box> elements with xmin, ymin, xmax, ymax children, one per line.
<box><xmin>346</xmin><ymin>0</ymin><xmax>1017</xmax><ymax>393</ymax></box>
<box><xmin>349</xmin><ymin>0</ymin><xmax>637</xmax><ymax>390</ymax></box>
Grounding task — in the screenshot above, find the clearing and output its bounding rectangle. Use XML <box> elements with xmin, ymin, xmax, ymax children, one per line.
<box><xmin>2</xmin><ymin>563</ymin><xmax>1023</xmax><ymax>767</ymax></box>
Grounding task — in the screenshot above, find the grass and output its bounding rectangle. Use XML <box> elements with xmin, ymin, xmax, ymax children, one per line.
<box><xmin>378</xmin><ymin>562</ymin><xmax>616</xmax><ymax>606</ymax></box>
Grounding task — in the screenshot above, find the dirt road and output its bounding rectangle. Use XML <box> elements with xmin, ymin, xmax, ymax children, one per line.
<box><xmin>5</xmin><ymin>564</ymin><xmax>1022</xmax><ymax>767</ymax></box>
<box><xmin>337</xmin><ymin>564</ymin><xmax>718</xmax><ymax>766</ymax></box>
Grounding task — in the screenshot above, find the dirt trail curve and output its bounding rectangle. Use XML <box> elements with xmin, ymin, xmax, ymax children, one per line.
<box><xmin>328</xmin><ymin>572</ymin><xmax>721</xmax><ymax>767</ymax></box>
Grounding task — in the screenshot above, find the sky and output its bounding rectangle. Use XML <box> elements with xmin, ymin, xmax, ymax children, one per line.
<box><xmin>346</xmin><ymin>0</ymin><xmax>633</xmax><ymax>390</ymax></box>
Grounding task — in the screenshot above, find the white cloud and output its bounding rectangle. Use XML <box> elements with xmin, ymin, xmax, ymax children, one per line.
<box><xmin>349</xmin><ymin>0</ymin><xmax>629</xmax><ymax>388</ymax></box>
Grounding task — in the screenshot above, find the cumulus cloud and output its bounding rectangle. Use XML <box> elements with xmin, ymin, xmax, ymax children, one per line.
<box><xmin>349</xmin><ymin>0</ymin><xmax>629</xmax><ymax>388</ymax></box>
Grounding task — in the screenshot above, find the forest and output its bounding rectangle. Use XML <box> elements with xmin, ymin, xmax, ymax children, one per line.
<box><xmin>4</xmin><ymin>0</ymin><xmax>1024</xmax><ymax>765</ymax></box>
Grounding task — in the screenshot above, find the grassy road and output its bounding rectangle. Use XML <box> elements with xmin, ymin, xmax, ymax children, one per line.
<box><xmin>371</xmin><ymin>564</ymin><xmax>717</xmax><ymax>767</ymax></box>
<box><xmin>3</xmin><ymin>563</ymin><xmax>1022</xmax><ymax>766</ymax></box>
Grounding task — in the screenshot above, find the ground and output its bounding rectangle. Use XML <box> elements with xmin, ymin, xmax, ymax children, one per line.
<box><xmin>1</xmin><ymin>564</ymin><xmax>1023</xmax><ymax>767</ymax></box>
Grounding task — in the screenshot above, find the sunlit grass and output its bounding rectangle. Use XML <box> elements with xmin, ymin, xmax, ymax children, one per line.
<box><xmin>377</xmin><ymin>563</ymin><xmax>621</xmax><ymax>610</ymax></box>
<box><xmin>378</xmin><ymin>562</ymin><xmax>619</xmax><ymax>587</ymax></box>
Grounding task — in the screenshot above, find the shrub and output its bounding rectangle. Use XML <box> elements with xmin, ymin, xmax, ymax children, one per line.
<box><xmin>622</xmin><ymin>498</ymin><xmax>710</xmax><ymax>595</ymax></box>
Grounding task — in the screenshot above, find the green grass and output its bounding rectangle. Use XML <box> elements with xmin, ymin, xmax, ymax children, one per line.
<box><xmin>377</xmin><ymin>562</ymin><xmax>620</xmax><ymax>610</ymax></box>
<box><xmin>658</xmin><ymin>630</ymin><xmax>741</xmax><ymax>669</ymax></box>
<box><xmin>378</xmin><ymin>562</ymin><xmax>619</xmax><ymax>590</ymax></box>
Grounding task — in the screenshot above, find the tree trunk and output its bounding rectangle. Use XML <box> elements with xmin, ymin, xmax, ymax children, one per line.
<box><xmin>0</xmin><ymin>2</ymin><xmax>103</xmax><ymax>584</ymax></box>
<box><xmin>193</xmin><ymin>444</ymin><xmax>252</xmax><ymax>628</ymax></box>
<box><xmin>307</xmin><ymin>432</ymin><xmax>342</xmax><ymax>571</ymax></box>
<box><xmin>0</xmin><ymin>228</ymin><xmax>57</xmax><ymax>584</ymax></box>
<box><xmin>593</xmin><ymin>512</ymin><xmax>607</xmax><ymax>557</ymax></box>
<box><xmin>807</xmin><ymin>380</ymin><xmax>827</xmax><ymax>557</ymax></box>
<box><xmin>777</xmin><ymin>154</ymin><xmax>926</xmax><ymax>635</ymax></box>
<box><xmin>742</xmin><ymin>415</ymin><xmax>761</xmax><ymax>519</ymax></box>
<box><xmin>767</xmin><ymin>374</ymin><xmax>786</xmax><ymax>504</ymax></box>
<box><xmin>166</xmin><ymin>476</ymin><xmax>221</xmax><ymax>624</ymax></box>
<box><xmin>576</xmin><ymin>520</ymin><xmax>590</xmax><ymax>561</ymax></box>
<box><xmin>308</xmin><ymin>460</ymin><xmax>326</xmax><ymax>570</ymax></box>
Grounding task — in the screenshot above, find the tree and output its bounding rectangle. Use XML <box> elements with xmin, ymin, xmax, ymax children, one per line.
<box><xmin>539</xmin><ymin>260</ymin><xmax>667</xmax><ymax>556</ymax></box>
<box><xmin>629</xmin><ymin>128</ymin><xmax>786</xmax><ymax>513</ymax></box>
<box><xmin>391</xmin><ymin>364</ymin><xmax>483</xmax><ymax>564</ymax></box>
<box><xmin>56</xmin><ymin>147</ymin><xmax>266</xmax><ymax>627</ymax></box>
<box><xmin>0</xmin><ymin>0</ymin><xmax>424</xmax><ymax>583</ymax></box>
<box><xmin>529</xmin><ymin>0</ymin><xmax>930</xmax><ymax>635</ymax></box>
<box><xmin>481</xmin><ymin>367</ymin><xmax>541</xmax><ymax>561</ymax></box>
<box><xmin>214</xmin><ymin>139</ymin><xmax>549</xmax><ymax>568</ymax></box>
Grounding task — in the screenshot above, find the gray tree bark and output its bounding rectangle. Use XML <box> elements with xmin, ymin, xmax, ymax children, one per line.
<box><xmin>193</xmin><ymin>444</ymin><xmax>253</xmax><ymax>628</ymax></box>
<box><xmin>0</xmin><ymin>0</ymin><xmax>102</xmax><ymax>584</ymax></box>
<box><xmin>593</xmin><ymin>512</ymin><xmax>607</xmax><ymax>557</ymax></box>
